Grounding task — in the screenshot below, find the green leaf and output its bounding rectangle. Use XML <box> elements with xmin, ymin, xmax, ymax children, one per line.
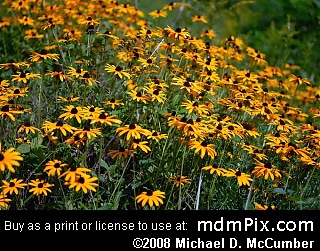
<box><xmin>99</xmin><ymin>158</ymin><xmax>109</xmax><ymax>169</ymax></box>
<box><xmin>16</xmin><ymin>143</ymin><xmax>31</xmax><ymax>154</ymax></box>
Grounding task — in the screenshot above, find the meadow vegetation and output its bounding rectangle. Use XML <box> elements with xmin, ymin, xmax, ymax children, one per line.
<box><xmin>0</xmin><ymin>0</ymin><xmax>319</xmax><ymax>210</ymax></box>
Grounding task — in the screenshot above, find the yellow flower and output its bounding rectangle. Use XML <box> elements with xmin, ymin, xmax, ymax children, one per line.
<box><xmin>64</xmin><ymin>174</ymin><xmax>98</xmax><ymax>194</ymax></box>
<box><xmin>1</xmin><ymin>178</ymin><xmax>27</xmax><ymax>195</ymax></box>
<box><xmin>116</xmin><ymin>123</ymin><xmax>150</xmax><ymax>141</ymax></box>
<box><xmin>202</xmin><ymin>164</ymin><xmax>227</xmax><ymax>176</ymax></box>
<box><xmin>28</xmin><ymin>179</ymin><xmax>54</xmax><ymax>196</ymax></box>
<box><xmin>105</xmin><ymin>64</ymin><xmax>131</xmax><ymax>79</ymax></box>
<box><xmin>44</xmin><ymin>159</ymin><xmax>68</xmax><ymax>177</ymax></box>
<box><xmin>135</xmin><ymin>190</ymin><xmax>165</xmax><ymax>207</ymax></box>
<box><xmin>0</xmin><ymin>194</ymin><xmax>11</xmax><ymax>209</ymax></box>
<box><xmin>224</xmin><ymin>169</ymin><xmax>253</xmax><ymax>186</ymax></box>
<box><xmin>188</xmin><ymin>139</ymin><xmax>217</xmax><ymax>159</ymax></box>
<box><xmin>169</xmin><ymin>175</ymin><xmax>191</xmax><ymax>187</ymax></box>
<box><xmin>0</xmin><ymin>147</ymin><xmax>23</xmax><ymax>173</ymax></box>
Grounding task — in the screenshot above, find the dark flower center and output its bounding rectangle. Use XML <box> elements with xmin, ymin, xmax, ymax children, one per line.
<box><xmin>115</xmin><ymin>66</ymin><xmax>122</xmax><ymax>71</ymax></box>
<box><xmin>1</xmin><ymin>105</ymin><xmax>9</xmax><ymax>112</ymax></box>
<box><xmin>98</xmin><ymin>113</ymin><xmax>107</xmax><ymax>119</ymax></box>
<box><xmin>136</xmin><ymin>92</ymin><xmax>142</xmax><ymax>97</ymax></box>
<box><xmin>20</xmin><ymin>72</ymin><xmax>26</xmax><ymax>78</ymax></box>
<box><xmin>78</xmin><ymin>177</ymin><xmax>85</xmax><ymax>184</ymax></box>
<box><xmin>70</xmin><ymin>166</ymin><xmax>77</xmax><ymax>171</ymax></box>
<box><xmin>83</xmin><ymin>125</ymin><xmax>91</xmax><ymax>131</ymax></box>
<box><xmin>54</xmin><ymin>163</ymin><xmax>61</xmax><ymax>168</ymax></box>
<box><xmin>14</xmin><ymin>89</ymin><xmax>20</xmax><ymax>94</ymax></box>
<box><xmin>152</xmin><ymin>132</ymin><xmax>158</xmax><ymax>136</ymax></box>
<box><xmin>89</xmin><ymin>107</ymin><xmax>95</xmax><ymax>112</ymax></box>
<box><xmin>0</xmin><ymin>153</ymin><xmax>4</xmax><ymax>161</ymax></box>
<box><xmin>76</xmin><ymin>68</ymin><xmax>82</xmax><ymax>73</ymax></box>
<box><xmin>212</xmin><ymin>163</ymin><xmax>218</xmax><ymax>168</ymax></box>
<box><xmin>56</xmin><ymin>120</ymin><xmax>64</xmax><ymax>126</ymax></box>
<box><xmin>82</xmin><ymin>72</ymin><xmax>90</xmax><ymax>78</ymax></box>
<box><xmin>40</xmin><ymin>49</ymin><xmax>47</xmax><ymax>55</ymax></box>
<box><xmin>146</xmin><ymin>190</ymin><xmax>153</xmax><ymax>196</ymax></box>
<box><xmin>184</xmin><ymin>81</ymin><xmax>191</xmax><ymax>87</ymax></box>
<box><xmin>9</xmin><ymin>182</ymin><xmax>15</xmax><ymax>187</ymax></box>
<box><xmin>129</xmin><ymin>124</ymin><xmax>136</xmax><ymax>129</ymax></box>
<box><xmin>147</xmin><ymin>59</ymin><xmax>153</xmax><ymax>64</ymax></box>
<box><xmin>235</xmin><ymin>170</ymin><xmax>241</xmax><ymax>176</ymax></box>
<box><xmin>200</xmin><ymin>141</ymin><xmax>208</xmax><ymax>147</ymax></box>
<box><xmin>71</xmin><ymin>107</ymin><xmax>78</xmax><ymax>114</ymax></box>
<box><xmin>37</xmin><ymin>183</ymin><xmax>44</xmax><ymax>188</ymax></box>
<box><xmin>119</xmin><ymin>147</ymin><xmax>125</xmax><ymax>152</ymax></box>
<box><xmin>186</xmin><ymin>119</ymin><xmax>194</xmax><ymax>125</ymax></box>
<box><xmin>228</xmin><ymin>125</ymin><xmax>234</xmax><ymax>131</ymax></box>
<box><xmin>264</xmin><ymin>162</ymin><xmax>272</xmax><ymax>169</ymax></box>
<box><xmin>153</xmin><ymin>89</ymin><xmax>159</xmax><ymax>95</ymax></box>
<box><xmin>110</xmin><ymin>98</ymin><xmax>115</xmax><ymax>103</ymax></box>
<box><xmin>175</xmin><ymin>28</ymin><xmax>181</xmax><ymax>33</ymax></box>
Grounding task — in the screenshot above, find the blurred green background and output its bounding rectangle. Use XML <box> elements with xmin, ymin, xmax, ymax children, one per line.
<box><xmin>133</xmin><ymin>0</ymin><xmax>320</xmax><ymax>84</ymax></box>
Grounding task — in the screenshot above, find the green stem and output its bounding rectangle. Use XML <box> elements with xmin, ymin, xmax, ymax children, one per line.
<box><xmin>95</xmin><ymin>135</ymin><xmax>104</xmax><ymax>208</ymax></box>
<box><xmin>177</xmin><ymin>144</ymin><xmax>187</xmax><ymax>210</ymax></box>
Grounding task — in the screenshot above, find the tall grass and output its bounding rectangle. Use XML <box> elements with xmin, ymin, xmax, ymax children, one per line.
<box><xmin>0</xmin><ymin>0</ymin><xmax>319</xmax><ymax>210</ymax></box>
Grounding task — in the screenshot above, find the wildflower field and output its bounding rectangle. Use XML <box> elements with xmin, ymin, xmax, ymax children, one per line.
<box><xmin>0</xmin><ymin>0</ymin><xmax>319</xmax><ymax>210</ymax></box>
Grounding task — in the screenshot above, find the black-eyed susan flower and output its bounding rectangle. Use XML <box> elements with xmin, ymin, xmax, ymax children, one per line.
<box><xmin>28</xmin><ymin>179</ymin><xmax>54</xmax><ymax>196</ymax></box>
<box><xmin>116</xmin><ymin>123</ymin><xmax>150</xmax><ymax>141</ymax></box>
<box><xmin>169</xmin><ymin>175</ymin><xmax>191</xmax><ymax>187</ymax></box>
<box><xmin>254</xmin><ymin>202</ymin><xmax>277</xmax><ymax>210</ymax></box>
<box><xmin>149</xmin><ymin>9</ymin><xmax>168</xmax><ymax>19</ymax></box>
<box><xmin>143</xmin><ymin>86</ymin><xmax>166</xmax><ymax>103</ymax></box>
<box><xmin>64</xmin><ymin>174</ymin><xmax>98</xmax><ymax>194</ymax></box>
<box><xmin>41</xmin><ymin>128</ymin><xmax>58</xmax><ymax>144</ymax></box>
<box><xmin>181</xmin><ymin>100</ymin><xmax>210</xmax><ymax>115</ymax></box>
<box><xmin>73</xmin><ymin>125</ymin><xmax>102</xmax><ymax>140</ymax></box>
<box><xmin>103</xmin><ymin>98</ymin><xmax>124</xmax><ymax>109</ymax></box>
<box><xmin>24</xmin><ymin>29</ymin><xmax>44</xmax><ymax>39</ymax></box>
<box><xmin>105</xmin><ymin>64</ymin><xmax>131</xmax><ymax>79</ymax></box>
<box><xmin>79</xmin><ymin>72</ymin><xmax>99</xmax><ymax>87</ymax></box>
<box><xmin>130</xmin><ymin>138</ymin><xmax>151</xmax><ymax>153</ymax></box>
<box><xmin>17</xmin><ymin>121</ymin><xmax>41</xmax><ymax>134</ymax></box>
<box><xmin>59</xmin><ymin>105</ymin><xmax>84</xmax><ymax>124</ymax></box>
<box><xmin>57</xmin><ymin>95</ymin><xmax>80</xmax><ymax>103</ymax></box>
<box><xmin>251</xmin><ymin>160</ymin><xmax>282</xmax><ymax>180</ymax></box>
<box><xmin>188</xmin><ymin>139</ymin><xmax>217</xmax><ymax>159</ymax></box>
<box><xmin>192</xmin><ymin>15</ymin><xmax>208</xmax><ymax>23</ymax></box>
<box><xmin>0</xmin><ymin>146</ymin><xmax>23</xmax><ymax>173</ymax></box>
<box><xmin>146</xmin><ymin>130</ymin><xmax>168</xmax><ymax>142</ymax></box>
<box><xmin>108</xmin><ymin>146</ymin><xmax>134</xmax><ymax>160</ymax></box>
<box><xmin>135</xmin><ymin>190</ymin><xmax>165</xmax><ymax>207</ymax></box>
<box><xmin>42</xmin><ymin>120</ymin><xmax>77</xmax><ymax>137</ymax></box>
<box><xmin>89</xmin><ymin>112</ymin><xmax>122</xmax><ymax>126</ymax></box>
<box><xmin>127</xmin><ymin>89</ymin><xmax>150</xmax><ymax>103</ymax></box>
<box><xmin>0</xmin><ymin>61</ymin><xmax>30</xmax><ymax>70</ymax></box>
<box><xmin>29</xmin><ymin>49</ymin><xmax>60</xmax><ymax>62</ymax></box>
<box><xmin>200</xmin><ymin>29</ymin><xmax>216</xmax><ymax>39</ymax></box>
<box><xmin>67</xmin><ymin>67</ymin><xmax>87</xmax><ymax>78</ymax></box>
<box><xmin>44</xmin><ymin>159</ymin><xmax>68</xmax><ymax>177</ymax></box>
<box><xmin>82</xmin><ymin>105</ymin><xmax>105</xmax><ymax>119</ymax></box>
<box><xmin>96</xmin><ymin>30</ymin><xmax>119</xmax><ymax>40</ymax></box>
<box><xmin>164</xmin><ymin>26</ymin><xmax>190</xmax><ymax>40</ymax></box>
<box><xmin>59</xmin><ymin>166</ymin><xmax>92</xmax><ymax>182</ymax></box>
<box><xmin>202</xmin><ymin>163</ymin><xmax>227</xmax><ymax>176</ymax></box>
<box><xmin>1</xmin><ymin>178</ymin><xmax>27</xmax><ymax>195</ymax></box>
<box><xmin>65</xmin><ymin>134</ymin><xmax>87</xmax><ymax>148</ymax></box>
<box><xmin>0</xmin><ymin>105</ymin><xmax>24</xmax><ymax>121</ymax></box>
<box><xmin>138</xmin><ymin>57</ymin><xmax>159</xmax><ymax>69</ymax></box>
<box><xmin>0</xmin><ymin>194</ymin><xmax>11</xmax><ymax>209</ymax></box>
<box><xmin>45</xmin><ymin>70</ymin><xmax>71</xmax><ymax>82</ymax></box>
<box><xmin>224</xmin><ymin>169</ymin><xmax>253</xmax><ymax>187</ymax></box>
